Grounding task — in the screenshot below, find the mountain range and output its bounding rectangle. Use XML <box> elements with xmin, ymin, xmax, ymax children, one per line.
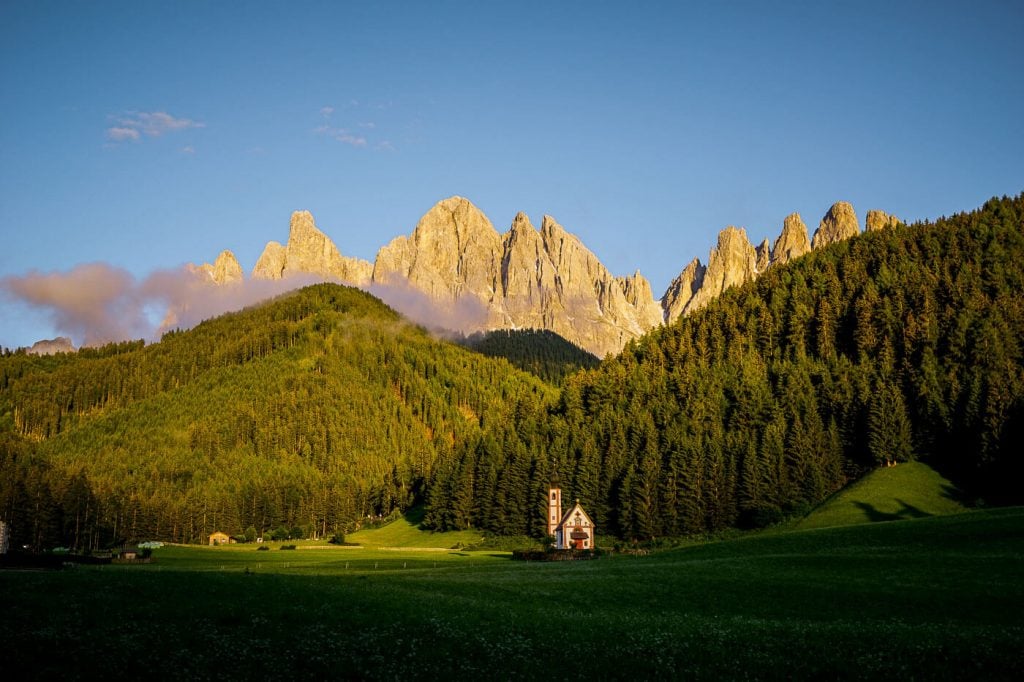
<box><xmin>192</xmin><ymin>197</ymin><xmax>902</xmax><ymax>357</ymax></box>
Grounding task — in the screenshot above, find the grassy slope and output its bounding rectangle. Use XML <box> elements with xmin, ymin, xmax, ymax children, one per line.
<box><xmin>346</xmin><ymin>508</ymin><xmax>484</xmax><ymax>548</ymax></box>
<box><xmin>2</xmin><ymin>508</ymin><xmax>1021</xmax><ymax>679</ymax></box>
<box><xmin>795</xmin><ymin>461</ymin><xmax>967</xmax><ymax>530</ymax></box>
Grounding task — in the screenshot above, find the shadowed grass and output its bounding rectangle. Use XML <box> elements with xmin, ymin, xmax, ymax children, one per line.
<box><xmin>2</xmin><ymin>507</ymin><xmax>1021</xmax><ymax>679</ymax></box>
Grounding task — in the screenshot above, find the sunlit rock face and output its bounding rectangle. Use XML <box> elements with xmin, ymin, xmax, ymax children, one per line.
<box><xmin>253</xmin><ymin>211</ymin><xmax>372</xmax><ymax>285</ymax></box>
<box><xmin>679</xmin><ymin>226</ymin><xmax>758</xmax><ymax>316</ymax></box>
<box><xmin>27</xmin><ymin>336</ymin><xmax>75</xmax><ymax>355</ymax></box>
<box><xmin>866</xmin><ymin>209</ymin><xmax>901</xmax><ymax>232</ymax></box>
<box><xmin>190</xmin><ymin>250</ymin><xmax>243</xmax><ymax>285</ymax></box>
<box><xmin>811</xmin><ymin>201</ymin><xmax>860</xmax><ymax>250</ymax></box>
<box><xmin>206</xmin><ymin>197</ymin><xmax>897</xmax><ymax>357</ymax></box>
<box><xmin>772</xmin><ymin>213</ymin><xmax>811</xmax><ymax>266</ymax></box>
<box><xmin>375</xmin><ymin>197</ymin><xmax>664</xmax><ymax>357</ymax></box>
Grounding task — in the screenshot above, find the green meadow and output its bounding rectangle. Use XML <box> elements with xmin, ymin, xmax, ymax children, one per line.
<box><xmin>794</xmin><ymin>462</ymin><xmax>968</xmax><ymax>530</ymax></box>
<box><xmin>3</xmin><ymin>507</ymin><xmax>1022</xmax><ymax>680</ymax></box>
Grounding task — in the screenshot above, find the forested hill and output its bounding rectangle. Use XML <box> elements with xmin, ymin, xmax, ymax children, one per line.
<box><xmin>458</xmin><ymin>329</ymin><xmax>600</xmax><ymax>384</ymax></box>
<box><xmin>0</xmin><ymin>285</ymin><xmax>554</xmax><ymax>549</ymax></box>
<box><xmin>424</xmin><ymin>194</ymin><xmax>1024</xmax><ymax>539</ymax></box>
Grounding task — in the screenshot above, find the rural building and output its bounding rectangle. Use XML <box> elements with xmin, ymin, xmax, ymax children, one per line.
<box><xmin>547</xmin><ymin>488</ymin><xmax>595</xmax><ymax>550</ymax></box>
<box><xmin>208</xmin><ymin>531</ymin><xmax>231</xmax><ymax>546</ymax></box>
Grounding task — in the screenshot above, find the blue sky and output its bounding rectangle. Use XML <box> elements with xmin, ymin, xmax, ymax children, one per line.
<box><xmin>2</xmin><ymin>1</ymin><xmax>1022</xmax><ymax>348</ymax></box>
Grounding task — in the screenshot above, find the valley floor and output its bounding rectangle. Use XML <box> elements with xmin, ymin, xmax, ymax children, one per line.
<box><xmin>2</xmin><ymin>508</ymin><xmax>1022</xmax><ymax>680</ymax></box>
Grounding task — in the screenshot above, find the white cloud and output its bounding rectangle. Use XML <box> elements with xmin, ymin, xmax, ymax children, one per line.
<box><xmin>181</xmin><ymin>145</ymin><xmax>195</xmax><ymax>154</ymax></box>
<box><xmin>107</xmin><ymin>126</ymin><xmax>141</xmax><ymax>141</ymax></box>
<box><xmin>106</xmin><ymin>110</ymin><xmax>204</xmax><ymax>143</ymax></box>
<box><xmin>320</xmin><ymin>106</ymin><xmax>335</xmax><ymax>117</ymax></box>
<box><xmin>314</xmin><ymin>124</ymin><xmax>367</xmax><ymax>148</ymax></box>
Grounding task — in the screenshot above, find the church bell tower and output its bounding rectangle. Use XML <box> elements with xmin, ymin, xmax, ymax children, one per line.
<box><xmin>548</xmin><ymin>487</ymin><xmax>563</xmax><ymax>544</ymax></box>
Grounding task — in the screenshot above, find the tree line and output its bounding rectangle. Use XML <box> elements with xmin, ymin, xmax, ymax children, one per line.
<box><xmin>423</xmin><ymin>194</ymin><xmax>1024</xmax><ymax>539</ymax></box>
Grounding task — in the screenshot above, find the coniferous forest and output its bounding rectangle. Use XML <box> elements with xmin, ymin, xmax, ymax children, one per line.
<box><xmin>423</xmin><ymin>194</ymin><xmax>1024</xmax><ymax>538</ymax></box>
<box><xmin>1</xmin><ymin>194</ymin><xmax>1022</xmax><ymax>548</ymax></box>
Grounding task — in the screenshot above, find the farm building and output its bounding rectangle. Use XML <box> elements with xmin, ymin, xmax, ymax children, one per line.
<box><xmin>208</xmin><ymin>531</ymin><xmax>232</xmax><ymax>546</ymax></box>
<box><xmin>547</xmin><ymin>488</ymin><xmax>595</xmax><ymax>550</ymax></box>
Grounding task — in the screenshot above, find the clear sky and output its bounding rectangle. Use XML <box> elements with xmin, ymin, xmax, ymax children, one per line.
<box><xmin>2</xmin><ymin>0</ymin><xmax>1022</xmax><ymax>349</ymax></box>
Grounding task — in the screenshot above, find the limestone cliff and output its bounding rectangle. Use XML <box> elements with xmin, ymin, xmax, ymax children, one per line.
<box><xmin>27</xmin><ymin>336</ymin><xmax>75</xmax><ymax>355</ymax></box>
<box><xmin>190</xmin><ymin>250</ymin><xmax>243</xmax><ymax>285</ymax></box>
<box><xmin>811</xmin><ymin>201</ymin><xmax>860</xmax><ymax>249</ymax></box>
<box><xmin>682</xmin><ymin>226</ymin><xmax>758</xmax><ymax>315</ymax></box>
<box><xmin>772</xmin><ymin>213</ymin><xmax>811</xmax><ymax>266</ymax></box>
<box><xmin>199</xmin><ymin>196</ymin><xmax>896</xmax><ymax>358</ymax></box>
<box><xmin>866</xmin><ymin>209</ymin><xmax>901</xmax><ymax>232</ymax></box>
<box><xmin>253</xmin><ymin>211</ymin><xmax>372</xmax><ymax>285</ymax></box>
<box><xmin>661</xmin><ymin>258</ymin><xmax>705</xmax><ymax>323</ymax></box>
<box><xmin>374</xmin><ymin>198</ymin><xmax>663</xmax><ymax>357</ymax></box>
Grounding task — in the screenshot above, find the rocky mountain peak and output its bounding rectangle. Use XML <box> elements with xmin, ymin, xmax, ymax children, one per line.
<box><xmin>253</xmin><ymin>211</ymin><xmax>372</xmax><ymax>285</ymax></box>
<box><xmin>755</xmin><ymin>239</ymin><xmax>771</xmax><ymax>273</ymax></box>
<box><xmin>661</xmin><ymin>258</ymin><xmax>706</xmax><ymax>323</ymax></box>
<box><xmin>772</xmin><ymin>213</ymin><xmax>811</xmax><ymax>266</ymax></box>
<box><xmin>27</xmin><ymin>336</ymin><xmax>75</xmax><ymax>355</ymax></box>
<box><xmin>682</xmin><ymin>226</ymin><xmax>757</xmax><ymax>316</ymax></box>
<box><xmin>866</xmin><ymin>209</ymin><xmax>901</xmax><ymax>232</ymax></box>
<box><xmin>189</xmin><ymin>249</ymin><xmax>243</xmax><ymax>285</ymax></box>
<box><xmin>811</xmin><ymin>201</ymin><xmax>860</xmax><ymax>249</ymax></box>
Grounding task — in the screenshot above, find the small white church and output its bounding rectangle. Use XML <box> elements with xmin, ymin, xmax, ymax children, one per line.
<box><xmin>547</xmin><ymin>487</ymin><xmax>595</xmax><ymax>550</ymax></box>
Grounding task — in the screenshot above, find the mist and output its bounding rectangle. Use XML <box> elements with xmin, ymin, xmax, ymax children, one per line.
<box><xmin>2</xmin><ymin>263</ymin><xmax>491</xmax><ymax>349</ymax></box>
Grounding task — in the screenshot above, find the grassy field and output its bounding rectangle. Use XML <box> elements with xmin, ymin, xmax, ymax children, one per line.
<box><xmin>2</xmin><ymin>507</ymin><xmax>1022</xmax><ymax>679</ymax></box>
<box><xmin>795</xmin><ymin>461</ymin><xmax>967</xmax><ymax>530</ymax></box>
<box><xmin>345</xmin><ymin>507</ymin><xmax>485</xmax><ymax>548</ymax></box>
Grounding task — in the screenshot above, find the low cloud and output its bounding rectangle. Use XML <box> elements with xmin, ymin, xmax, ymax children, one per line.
<box><xmin>106</xmin><ymin>110</ymin><xmax>204</xmax><ymax>142</ymax></box>
<box><xmin>2</xmin><ymin>264</ymin><xmax>490</xmax><ymax>349</ymax></box>
<box><xmin>313</xmin><ymin>124</ymin><xmax>368</xmax><ymax>148</ymax></box>
<box><xmin>2</xmin><ymin>264</ymin><xmax>150</xmax><ymax>346</ymax></box>
<box><xmin>368</xmin><ymin>281</ymin><xmax>490</xmax><ymax>334</ymax></box>
<box><xmin>107</xmin><ymin>127</ymin><xmax>141</xmax><ymax>142</ymax></box>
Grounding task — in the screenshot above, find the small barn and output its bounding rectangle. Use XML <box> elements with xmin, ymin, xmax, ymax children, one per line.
<box><xmin>547</xmin><ymin>488</ymin><xmax>595</xmax><ymax>550</ymax></box>
<box><xmin>208</xmin><ymin>531</ymin><xmax>231</xmax><ymax>546</ymax></box>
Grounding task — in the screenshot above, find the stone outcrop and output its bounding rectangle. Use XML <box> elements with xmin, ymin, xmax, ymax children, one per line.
<box><xmin>27</xmin><ymin>336</ymin><xmax>75</xmax><ymax>355</ymax></box>
<box><xmin>373</xmin><ymin>197</ymin><xmax>501</xmax><ymax>302</ymax></box>
<box><xmin>811</xmin><ymin>201</ymin><xmax>860</xmax><ymax>249</ymax></box>
<box><xmin>866</xmin><ymin>209</ymin><xmax>901</xmax><ymax>232</ymax></box>
<box><xmin>374</xmin><ymin>197</ymin><xmax>662</xmax><ymax>357</ymax></box>
<box><xmin>772</xmin><ymin>213</ymin><xmax>811</xmax><ymax>266</ymax></box>
<box><xmin>661</xmin><ymin>258</ymin><xmax>706</xmax><ymax>323</ymax></box>
<box><xmin>190</xmin><ymin>250</ymin><xmax>243</xmax><ymax>285</ymax></box>
<box><xmin>253</xmin><ymin>211</ymin><xmax>372</xmax><ymax>285</ymax></box>
<box><xmin>755</xmin><ymin>239</ymin><xmax>771</xmax><ymax>273</ymax></box>
<box><xmin>199</xmin><ymin>196</ymin><xmax>897</xmax><ymax>358</ymax></box>
<box><xmin>681</xmin><ymin>226</ymin><xmax>757</xmax><ymax>316</ymax></box>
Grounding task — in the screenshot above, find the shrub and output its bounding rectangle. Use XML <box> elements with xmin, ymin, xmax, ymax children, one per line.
<box><xmin>257</xmin><ymin>545</ymin><xmax>270</xmax><ymax>551</ymax></box>
<box><xmin>279</xmin><ymin>544</ymin><xmax>296</xmax><ymax>550</ymax></box>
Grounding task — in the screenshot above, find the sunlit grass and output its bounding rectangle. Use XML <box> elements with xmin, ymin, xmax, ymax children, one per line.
<box><xmin>795</xmin><ymin>461</ymin><xmax>967</xmax><ymax>530</ymax></box>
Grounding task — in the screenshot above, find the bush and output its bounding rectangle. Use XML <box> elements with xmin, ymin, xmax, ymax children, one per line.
<box><xmin>279</xmin><ymin>544</ymin><xmax>296</xmax><ymax>550</ymax></box>
<box><xmin>328</xmin><ymin>532</ymin><xmax>346</xmax><ymax>545</ymax></box>
<box><xmin>270</xmin><ymin>526</ymin><xmax>289</xmax><ymax>541</ymax></box>
<box><xmin>257</xmin><ymin>545</ymin><xmax>270</xmax><ymax>551</ymax></box>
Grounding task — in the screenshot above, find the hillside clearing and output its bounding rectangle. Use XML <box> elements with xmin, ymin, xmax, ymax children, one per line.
<box><xmin>795</xmin><ymin>461</ymin><xmax>967</xmax><ymax>530</ymax></box>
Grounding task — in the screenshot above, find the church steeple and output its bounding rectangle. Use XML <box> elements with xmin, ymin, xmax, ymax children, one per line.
<box><xmin>547</xmin><ymin>487</ymin><xmax>562</xmax><ymax>541</ymax></box>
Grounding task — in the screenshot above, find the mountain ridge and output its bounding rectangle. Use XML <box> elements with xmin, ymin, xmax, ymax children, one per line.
<box><xmin>190</xmin><ymin>197</ymin><xmax>902</xmax><ymax>357</ymax></box>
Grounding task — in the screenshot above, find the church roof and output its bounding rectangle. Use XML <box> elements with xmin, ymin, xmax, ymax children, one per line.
<box><xmin>558</xmin><ymin>500</ymin><xmax>594</xmax><ymax>528</ymax></box>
